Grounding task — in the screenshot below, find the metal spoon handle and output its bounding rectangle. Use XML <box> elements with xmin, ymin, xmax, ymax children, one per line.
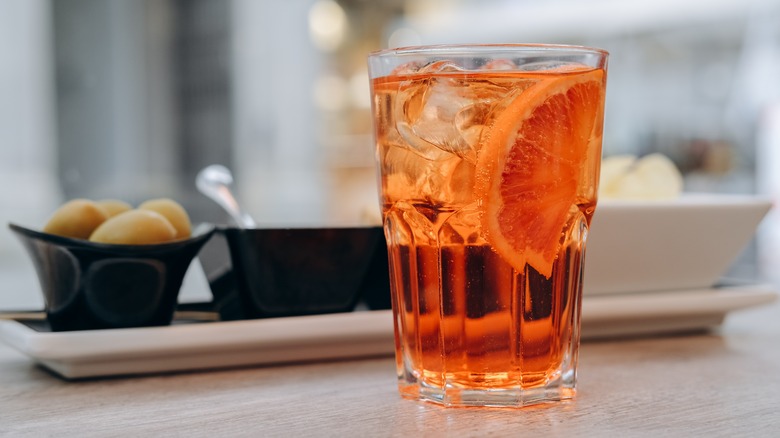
<box><xmin>196</xmin><ymin>165</ymin><xmax>257</xmax><ymax>228</ymax></box>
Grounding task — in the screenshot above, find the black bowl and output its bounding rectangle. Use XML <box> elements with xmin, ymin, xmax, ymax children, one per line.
<box><xmin>9</xmin><ymin>223</ymin><xmax>215</xmax><ymax>331</ymax></box>
<box><xmin>206</xmin><ymin>226</ymin><xmax>390</xmax><ymax>319</ymax></box>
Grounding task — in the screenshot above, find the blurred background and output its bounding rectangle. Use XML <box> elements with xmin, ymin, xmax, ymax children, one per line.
<box><xmin>1</xmin><ymin>0</ymin><xmax>779</xmax><ymax>307</ymax></box>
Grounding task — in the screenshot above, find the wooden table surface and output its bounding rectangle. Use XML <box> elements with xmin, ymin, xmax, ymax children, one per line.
<box><xmin>2</xmin><ymin>297</ymin><xmax>779</xmax><ymax>437</ymax></box>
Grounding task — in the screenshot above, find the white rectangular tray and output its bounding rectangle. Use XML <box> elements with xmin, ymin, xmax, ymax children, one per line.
<box><xmin>1</xmin><ymin>284</ymin><xmax>776</xmax><ymax>379</ymax></box>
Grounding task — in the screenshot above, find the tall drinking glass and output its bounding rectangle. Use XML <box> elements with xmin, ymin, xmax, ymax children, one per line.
<box><xmin>367</xmin><ymin>44</ymin><xmax>608</xmax><ymax>407</ymax></box>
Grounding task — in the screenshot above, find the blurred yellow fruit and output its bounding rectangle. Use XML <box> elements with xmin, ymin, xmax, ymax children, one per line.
<box><xmin>600</xmin><ymin>153</ymin><xmax>683</xmax><ymax>200</ymax></box>
<box><xmin>138</xmin><ymin>198</ymin><xmax>192</xmax><ymax>239</ymax></box>
<box><xmin>598</xmin><ymin>155</ymin><xmax>636</xmax><ymax>197</ymax></box>
<box><xmin>89</xmin><ymin>210</ymin><xmax>177</xmax><ymax>245</ymax></box>
<box><xmin>43</xmin><ymin>199</ymin><xmax>109</xmax><ymax>239</ymax></box>
<box><xmin>96</xmin><ymin>199</ymin><xmax>133</xmax><ymax>218</ymax></box>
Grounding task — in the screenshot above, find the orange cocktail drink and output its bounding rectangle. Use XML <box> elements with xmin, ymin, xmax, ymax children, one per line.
<box><xmin>368</xmin><ymin>45</ymin><xmax>608</xmax><ymax>407</ymax></box>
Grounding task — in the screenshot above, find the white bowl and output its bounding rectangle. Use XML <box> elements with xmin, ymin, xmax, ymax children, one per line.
<box><xmin>584</xmin><ymin>194</ymin><xmax>772</xmax><ymax>295</ymax></box>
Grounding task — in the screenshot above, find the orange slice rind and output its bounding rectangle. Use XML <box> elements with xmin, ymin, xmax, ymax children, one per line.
<box><xmin>476</xmin><ymin>68</ymin><xmax>605</xmax><ymax>278</ymax></box>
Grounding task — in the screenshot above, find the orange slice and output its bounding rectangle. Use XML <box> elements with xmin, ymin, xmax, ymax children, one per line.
<box><xmin>476</xmin><ymin>68</ymin><xmax>605</xmax><ymax>278</ymax></box>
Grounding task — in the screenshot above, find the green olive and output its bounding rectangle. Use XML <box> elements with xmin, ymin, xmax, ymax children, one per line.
<box><xmin>138</xmin><ymin>198</ymin><xmax>192</xmax><ymax>240</ymax></box>
<box><xmin>89</xmin><ymin>210</ymin><xmax>177</xmax><ymax>245</ymax></box>
<box><xmin>43</xmin><ymin>199</ymin><xmax>109</xmax><ymax>239</ymax></box>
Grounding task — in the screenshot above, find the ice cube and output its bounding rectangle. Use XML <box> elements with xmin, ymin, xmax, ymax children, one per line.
<box><xmin>390</xmin><ymin>61</ymin><xmax>422</xmax><ymax>76</ymax></box>
<box><xmin>385</xmin><ymin>201</ymin><xmax>437</xmax><ymax>245</ymax></box>
<box><xmin>393</xmin><ymin>74</ymin><xmax>512</xmax><ymax>163</ymax></box>
<box><xmin>382</xmin><ymin>144</ymin><xmax>476</xmax><ymax>207</ymax></box>
<box><xmin>481</xmin><ymin>59</ymin><xmax>517</xmax><ymax>70</ymax></box>
<box><xmin>438</xmin><ymin>202</ymin><xmax>482</xmax><ymax>244</ymax></box>
<box><xmin>419</xmin><ymin>60</ymin><xmax>466</xmax><ymax>73</ymax></box>
<box><xmin>393</xmin><ymin>76</ymin><xmax>472</xmax><ymax>162</ymax></box>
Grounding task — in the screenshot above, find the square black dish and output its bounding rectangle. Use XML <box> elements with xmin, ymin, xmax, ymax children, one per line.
<box><xmin>210</xmin><ymin>226</ymin><xmax>391</xmax><ymax>319</ymax></box>
<box><xmin>8</xmin><ymin>223</ymin><xmax>215</xmax><ymax>331</ymax></box>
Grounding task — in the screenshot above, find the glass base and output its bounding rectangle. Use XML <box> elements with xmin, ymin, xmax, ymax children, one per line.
<box><xmin>398</xmin><ymin>374</ymin><xmax>576</xmax><ymax>408</ymax></box>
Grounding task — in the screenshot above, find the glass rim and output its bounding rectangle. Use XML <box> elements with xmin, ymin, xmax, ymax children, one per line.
<box><xmin>368</xmin><ymin>43</ymin><xmax>609</xmax><ymax>59</ymax></box>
